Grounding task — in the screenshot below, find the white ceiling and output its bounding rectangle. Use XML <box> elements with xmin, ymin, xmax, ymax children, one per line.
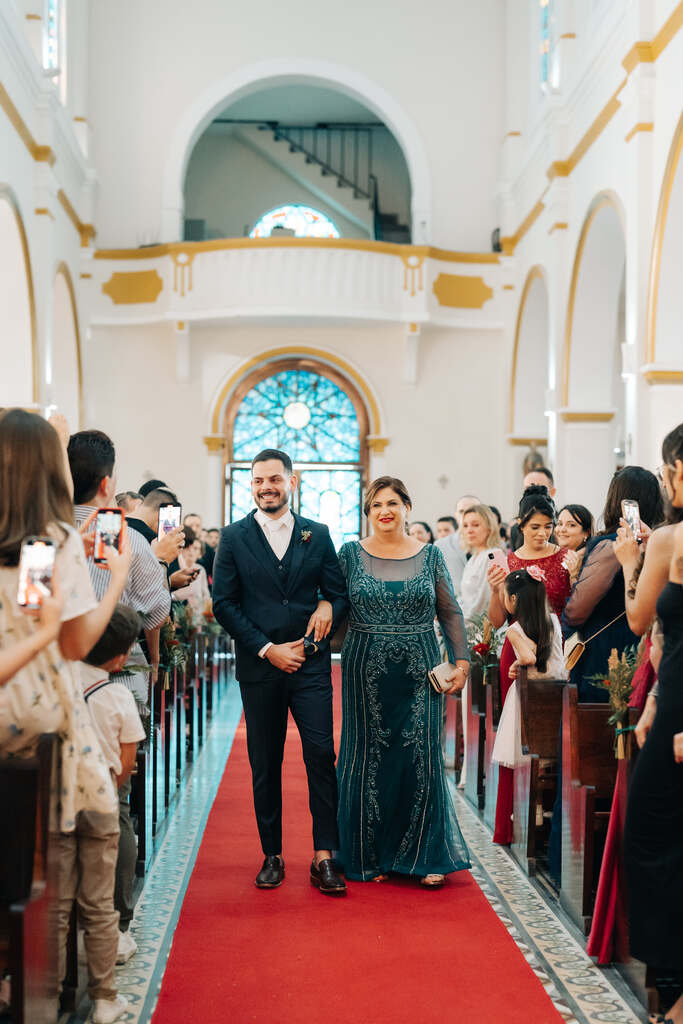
<box><xmin>217</xmin><ymin>85</ymin><xmax>381</xmax><ymax>125</ymax></box>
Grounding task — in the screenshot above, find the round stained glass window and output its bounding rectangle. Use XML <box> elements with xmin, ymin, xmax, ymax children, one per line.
<box><xmin>283</xmin><ymin>401</ymin><xmax>311</xmax><ymax>430</ymax></box>
<box><xmin>249</xmin><ymin>204</ymin><xmax>340</xmax><ymax>239</ymax></box>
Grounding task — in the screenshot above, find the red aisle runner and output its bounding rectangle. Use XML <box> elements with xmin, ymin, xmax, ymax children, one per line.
<box><xmin>153</xmin><ymin>671</ymin><xmax>563</xmax><ymax>1024</ymax></box>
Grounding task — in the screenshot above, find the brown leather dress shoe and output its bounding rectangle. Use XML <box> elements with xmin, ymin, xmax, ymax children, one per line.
<box><xmin>310</xmin><ymin>858</ymin><xmax>346</xmax><ymax>895</ymax></box>
<box><xmin>255</xmin><ymin>855</ymin><xmax>285</xmax><ymax>889</ymax></box>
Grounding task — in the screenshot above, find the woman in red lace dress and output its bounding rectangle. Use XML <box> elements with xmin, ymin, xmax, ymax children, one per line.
<box><xmin>487</xmin><ymin>486</ymin><xmax>571</xmax><ymax>844</ymax></box>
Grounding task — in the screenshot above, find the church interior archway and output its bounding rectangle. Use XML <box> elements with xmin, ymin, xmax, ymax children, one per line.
<box><xmin>50</xmin><ymin>264</ymin><xmax>82</xmax><ymax>428</ymax></box>
<box><xmin>647</xmin><ymin>109</ymin><xmax>683</xmax><ymax>367</ymax></box>
<box><xmin>0</xmin><ymin>192</ymin><xmax>36</xmax><ymax>408</ymax></box>
<box><xmin>510</xmin><ymin>266</ymin><xmax>550</xmax><ymax>442</ymax></box>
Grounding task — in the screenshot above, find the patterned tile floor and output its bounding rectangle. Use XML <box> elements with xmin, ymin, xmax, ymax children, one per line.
<box><xmin>65</xmin><ymin>687</ymin><xmax>645</xmax><ymax>1023</ymax></box>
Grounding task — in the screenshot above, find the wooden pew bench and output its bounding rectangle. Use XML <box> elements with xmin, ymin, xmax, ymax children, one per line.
<box><xmin>463</xmin><ymin>664</ymin><xmax>486</xmax><ymax>811</ymax></box>
<box><xmin>483</xmin><ymin>661</ymin><xmax>502</xmax><ymax>832</ymax></box>
<box><xmin>511</xmin><ymin>669</ymin><xmax>565</xmax><ymax>875</ymax></box>
<box><xmin>560</xmin><ymin>684</ymin><xmax>617</xmax><ymax>933</ymax></box>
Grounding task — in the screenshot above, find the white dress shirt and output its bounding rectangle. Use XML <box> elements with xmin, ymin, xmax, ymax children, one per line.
<box><xmin>254</xmin><ymin>507</ymin><xmax>295</xmax><ymax>657</ymax></box>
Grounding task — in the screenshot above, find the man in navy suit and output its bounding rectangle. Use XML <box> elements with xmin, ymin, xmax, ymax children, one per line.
<box><xmin>212</xmin><ymin>449</ymin><xmax>348</xmax><ymax>895</ymax></box>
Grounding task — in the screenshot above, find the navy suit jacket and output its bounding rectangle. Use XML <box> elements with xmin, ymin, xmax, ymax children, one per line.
<box><xmin>212</xmin><ymin>510</ymin><xmax>348</xmax><ymax>684</ymax></box>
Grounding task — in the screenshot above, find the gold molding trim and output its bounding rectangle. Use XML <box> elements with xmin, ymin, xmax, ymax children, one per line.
<box><xmin>94</xmin><ymin>237</ymin><xmax>500</xmax><ymax>265</ymax></box>
<box><xmin>25</xmin><ymin>13</ymin><xmax>42</xmax><ymax>20</ymax></box>
<box><xmin>646</xmin><ymin>108</ymin><xmax>683</xmax><ymax>363</ymax></box>
<box><xmin>509</xmin><ymin>266</ymin><xmax>545</xmax><ymax>434</ymax></box>
<box><xmin>643</xmin><ymin>370</ymin><xmax>683</xmax><ymax>384</ymax></box>
<box><xmin>57</xmin><ymin>190</ymin><xmax>95</xmax><ymax>247</ymax></box>
<box><xmin>622</xmin><ymin>41</ymin><xmax>655</xmax><ymax>72</ymax></box>
<box><xmin>548</xmin><ymin>221</ymin><xmax>569</xmax><ymax>234</ymax></box>
<box><xmin>562</xmin><ymin>194</ymin><xmax>621</xmax><ymax>405</ymax></box>
<box><xmin>203</xmin><ymin>435</ymin><xmax>226</xmax><ymax>454</ymax></box>
<box><xmin>55</xmin><ymin>263</ymin><xmax>84</xmax><ymax>428</ymax></box>
<box><xmin>432</xmin><ymin>273</ymin><xmax>493</xmax><ymax>309</ymax></box>
<box><xmin>0</xmin><ymin>187</ymin><xmax>39</xmax><ymax>403</ymax></box>
<box><xmin>559</xmin><ymin>411</ymin><xmax>615</xmax><ymax>422</ymax></box>
<box><xmin>35</xmin><ymin>207</ymin><xmax>55</xmax><ymax>220</ymax></box>
<box><xmin>73</xmin><ymin>116</ymin><xmax>87</xmax><ymax>124</ymax></box>
<box><xmin>623</xmin><ymin>4</ymin><xmax>683</xmax><ymax>71</ymax></box>
<box><xmin>367</xmin><ymin>436</ymin><xmax>390</xmax><ymax>454</ymax></box>
<box><xmin>102</xmin><ymin>269</ymin><xmax>163</xmax><ymax>305</ymax></box>
<box><xmin>503</xmin><ymin>284</ymin><xmax>515</xmax><ymax>290</ymax></box>
<box><xmin>0</xmin><ymin>82</ymin><xmax>56</xmax><ymax>166</ymax></box>
<box><xmin>507</xmin><ymin>436</ymin><xmax>548</xmax><ymax>447</ymax></box>
<box><xmin>505</xmin><ymin>130</ymin><xmax>522</xmax><ymax>139</ymax></box>
<box><xmin>80</xmin><ymin>273</ymin><xmax>92</xmax><ymax>279</ymax></box>
<box><xmin>625</xmin><ymin>122</ymin><xmax>654</xmax><ymax>143</ymax></box>
<box><xmin>400</xmin><ymin>253</ymin><xmax>424</xmax><ymax>295</ymax></box>
<box><xmin>501</xmin><ymin>199</ymin><xmax>547</xmax><ymax>254</ymax></box>
<box><xmin>559</xmin><ymin>32</ymin><xmax>577</xmax><ymax>40</ymax></box>
<box><xmin>210</xmin><ymin>346</ymin><xmax>382</xmax><ymax>437</ymax></box>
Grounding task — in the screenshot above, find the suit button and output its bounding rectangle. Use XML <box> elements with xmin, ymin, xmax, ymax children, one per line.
<box><xmin>282</xmin><ymin>599</ymin><xmax>289</xmax><ymax>606</ymax></box>
<box><xmin>278</xmin><ymin>565</ymin><xmax>284</xmax><ymax>571</ymax></box>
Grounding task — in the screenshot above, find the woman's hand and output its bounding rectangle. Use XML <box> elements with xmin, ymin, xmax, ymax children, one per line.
<box><xmin>152</xmin><ymin>526</ymin><xmax>185</xmax><ymax>564</ymax></box>
<box><xmin>102</xmin><ymin>524</ymin><xmax>132</xmax><ymax>584</ymax></box>
<box><xmin>635</xmin><ymin>693</ymin><xmax>657</xmax><ymax>748</ymax></box>
<box><xmin>444</xmin><ymin>661</ymin><xmax>469</xmax><ymax>695</ymax></box>
<box><xmin>613</xmin><ymin>524</ymin><xmax>640</xmax><ymax>567</ymax></box>
<box><xmin>78</xmin><ymin>508</ymin><xmax>97</xmax><ymax>560</ymax></box>
<box><xmin>674</xmin><ymin>732</ymin><xmax>683</xmax><ymax>763</ymax></box>
<box><xmin>487</xmin><ymin>564</ymin><xmax>507</xmax><ymax>591</ymax></box>
<box><xmin>305</xmin><ymin>599</ymin><xmax>333</xmax><ymax>642</ymax></box>
<box><xmin>29</xmin><ymin>569</ymin><xmax>64</xmax><ymax>640</ymax></box>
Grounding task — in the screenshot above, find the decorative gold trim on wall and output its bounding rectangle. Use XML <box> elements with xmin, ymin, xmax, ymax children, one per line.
<box><xmin>0</xmin><ymin>188</ymin><xmax>39</xmax><ymax>403</ymax></box>
<box><xmin>501</xmin><ymin>199</ymin><xmax>547</xmax><ymax>254</ymax></box>
<box><xmin>94</xmin><ymin>237</ymin><xmax>500</xmax><ymax>265</ymax></box>
<box><xmin>622</xmin><ymin>41</ymin><xmax>655</xmax><ymax>72</ymax></box>
<box><xmin>102</xmin><ymin>270</ymin><xmax>164</xmax><ymax>305</ymax></box>
<box><xmin>367</xmin><ymin>436</ymin><xmax>390</xmax><ymax>454</ymax></box>
<box><xmin>559</xmin><ymin>411</ymin><xmax>615</xmax><ymax>422</ymax></box>
<box><xmin>562</xmin><ymin>194</ymin><xmax>621</xmax><ymax>405</ymax></box>
<box><xmin>505</xmin><ymin>131</ymin><xmax>522</xmax><ymax>139</ymax></box>
<box><xmin>432</xmin><ymin>273</ymin><xmax>493</xmax><ymax>309</ymax></box>
<box><xmin>548</xmin><ymin>222</ymin><xmax>569</xmax><ymax>234</ymax></box>
<box><xmin>80</xmin><ymin>272</ymin><xmax>92</xmax><ymax>279</ymax></box>
<box><xmin>643</xmin><ymin>370</ymin><xmax>683</xmax><ymax>384</ymax></box>
<box><xmin>210</xmin><ymin>346</ymin><xmax>382</xmax><ymax>437</ymax></box>
<box><xmin>25</xmin><ymin>13</ymin><xmax>42</xmax><ymax>20</ymax></box>
<box><xmin>646</xmin><ymin>109</ymin><xmax>683</xmax><ymax>364</ymax></box>
<box><xmin>401</xmin><ymin>253</ymin><xmax>424</xmax><ymax>296</ymax></box>
<box><xmin>508</xmin><ymin>266</ymin><xmax>545</xmax><ymax>434</ymax></box>
<box><xmin>625</xmin><ymin>122</ymin><xmax>654</xmax><ymax>143</ymax></box>
<box><xmin>507</xmin><ymin>436</ymin><xmax>548</xmax><ymax>447</ymax></box>
<box><xmin>35</xmin><ymin>207</ymin><xmax>55</xmax><ymax>219</ymax></box>
<box><xmin>559</xmin><ymin>32</ymin><xmax>577</xmax><ymax>40</ymax></box>
<box><xmin>0</xmin><ymin>83</ymin><xmax>56</xmax><ymax>166</ymax></box>
<box><xmin>57</xmin><ymin>190</ymin><xmax>95</xmax><ymax>247</ymax></box>
<box><xmin>55</xmin><ymin>263</ymin><xmax>84</xmax><ymax>428</ymax></box>
<box><xmin>203</xmin><ymin>435</ymin><xmax>226</xmax><ymax>454</ymax></box>
<box><xmin>503</xmin><ymin>284</ymin><xmax>515</xmax><ymax>290</ymax></box>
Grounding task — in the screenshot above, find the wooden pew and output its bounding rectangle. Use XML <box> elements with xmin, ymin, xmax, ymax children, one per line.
<box><xmin>463</xmin><ymin>663</ymin><xmax>486</xmax><ymax>811</ymax></box>
<box><xmin>175</xmin><ymin>663</ymin><xmax>187</xmax><ymax>786</ymax></box>
<box><xmin>151</xmin><ymin>674</ymin><xmax>166</xmax><ymax>837</ymax></box>
<box><xmin>185</xmin><ymin>643</ymin><xmax>200</xmax><ymax>763</ymax></box>
<box><xmin>130</xmin><ymin>740</ymin><xmax>153</xmax><ymax>877</ymax></box>
<box><xmin>0</xmin><ymin>734</ymin><xmax>60</xmax><ymax>1024</ymax></box>
<box><xmin>511</xmin><ymin>669</ymin><xmax>564</xmax><ymax>875</ymax></box>
<box><xmin>196</xmin><ymin>633</ymin><xmax>208</xmax><ymax>749</ymax></box>
<box><xmin>560</xmin><ymin>684</ymin><xmax>617</xmax><ymax>933</ymax></box>
<box><xmin>163</xmin><ymin>667</ymin><xmax>178</xmax><ymax>810</ymax></box>
<box><xmin>443</xmin><ymin>694</ymin><xmax>459</xmax><ymax>772</ymax></box>
<box><xmin>483</xmin><ymin>661</ymin><xmax>502</xmax><ymax>832</ymax></box>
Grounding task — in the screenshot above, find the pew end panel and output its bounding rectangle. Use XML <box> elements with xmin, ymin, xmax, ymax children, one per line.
<box><xmin>463</xmin><ymin>665</ymin><xmax>486</xmax><ymax>812</ymax></box>
<box><xmin>483</xmin><ymin>662</ymin><xmax>501</xmax><ymax>832</ymax></box>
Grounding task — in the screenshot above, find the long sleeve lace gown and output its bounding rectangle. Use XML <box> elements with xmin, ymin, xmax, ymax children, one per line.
<box><xmin>336</xmin><ymin>542</ymin><xmax>471</xmax><ymax>881</ymax></box>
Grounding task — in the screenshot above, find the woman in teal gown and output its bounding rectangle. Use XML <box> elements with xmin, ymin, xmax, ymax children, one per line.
<box><xmin>337</xmin><ymin>476</ymin><xmax>471</xmax><ymax>885</ymax></box>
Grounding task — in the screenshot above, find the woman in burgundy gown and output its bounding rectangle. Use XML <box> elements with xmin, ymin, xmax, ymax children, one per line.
<box><xmin>487</xmin><ymin>486</ymin><xmax>571</xmax><ymax>844</ymax></box>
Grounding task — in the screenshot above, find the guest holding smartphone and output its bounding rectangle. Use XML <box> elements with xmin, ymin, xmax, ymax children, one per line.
<box><xmin>172</xmin><ymin>526</ymin><xmax>211</xmax><ymax>625</ymax></box>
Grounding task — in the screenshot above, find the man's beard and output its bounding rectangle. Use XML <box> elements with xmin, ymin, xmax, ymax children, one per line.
<box><xmin>256</xmin><ymin>493</ymin><xmax>288</xmax><ymax>513</ymax></box>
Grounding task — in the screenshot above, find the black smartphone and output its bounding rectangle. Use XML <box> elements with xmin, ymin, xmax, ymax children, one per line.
<box><xmin>17</xmin><ymin>536</ymin><xmax>56</xmax><ymax>609</ymax></box>
<box><xmin>158</xmin><ymin>503</ymin><xmax>182</xmax><ymax>541</ymax></box>
<box><xmin>94</xmin><ymin>508</ymin><xmax>124</xmax><ymax>565</ymax></box>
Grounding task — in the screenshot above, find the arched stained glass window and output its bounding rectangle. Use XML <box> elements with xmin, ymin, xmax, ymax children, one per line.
<box><xmin>227</xmin><ymin>367</ymin><xmax>363</xmax><ymax>548</ymax></box>
<box><xmin>250</xmin><ymin>204</ymin><xmax>340</xmax><ymax>239</ymax></box>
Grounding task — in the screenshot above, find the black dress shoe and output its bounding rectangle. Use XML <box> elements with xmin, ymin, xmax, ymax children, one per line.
<box><xmin>255</xmin><ymin>855</ymin><xmax>285</xmax><ymax>889</ymax></box>
<box><xmin>310</xmin><ymin>858</ymin><xmax>346</xmax><ymax>895</ymax></box>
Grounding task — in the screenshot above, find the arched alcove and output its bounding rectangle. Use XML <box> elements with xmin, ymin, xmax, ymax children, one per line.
<box><xmin>221</xmin><ymin>356</ymin><xmax>371</xmax><ymax>546</ymax></box>
<box><xmin>0</xmin><ymin>191</ymin><xmax>37</xmax><ymax>407</ymax></box>
<box><xmin>647</xmin><ymin>109</ymin><xmax>683</xmax><ymax>366</ymax></box>
<box><xmin>50</xmin><ymin>264</ymin><xmax>83</xmax><ymax>428</ymax></box>
<box><xmin>563</xmin><ymin>194</ymin><xmax>626</xmax><ymax>412</ymax></box>
<box><xmin>162</xmin><ymin>59</ymin><xmax>430</xmax><ymax>243</ymax></box>
<box><xmin>509</xmin><ymin>266</ymin><xmax>549</xmax><ymax>439</ymax></box>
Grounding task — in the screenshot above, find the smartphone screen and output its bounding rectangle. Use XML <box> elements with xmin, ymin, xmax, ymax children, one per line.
<box><xmin>17</xmin><ymin>537</ymin><xmax>56</xmax><ymax>609</ymax></box>
<box><xmin>94</xmin><ymin>508</ymin><xmax>124</xmax><ymax>564</ymax></box>
<box><xmin>621</xmin><ymin>499</ymin><xmax>640</xmax><ymax>540</ymax></box>
<box><xmin>158</xmin><ymin>503</ymin><xmax>182</xmax><ymax>541</ymax></box>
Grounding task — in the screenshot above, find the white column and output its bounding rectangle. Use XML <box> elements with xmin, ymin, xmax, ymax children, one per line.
<box><xmin>639</xmin><ymin>376</ymin><xmax>683</xmax><ymax>469</ymax></box>
<box><xmin>203</xmin><ymin>436</ymin><xmax>225</xmax><ymax>526</ymax></box>
<box><xmin>556</xmin><ymin>413</ymin><xmax>616</xmax><ymax>515</ymax></box>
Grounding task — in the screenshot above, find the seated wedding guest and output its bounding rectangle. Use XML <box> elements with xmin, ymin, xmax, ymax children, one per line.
<box><xmin>459</xmin><ymin>504</ymin><xmax>501</xmax><ymax>621</ymax></box>
<box><xmin>57</xmin><ymin>605</ymin><xmax>145</xmax><ymax>1024</ymax></box>
<box><xmin>409</xmin><ymin>520</ymin><xmax>434</xmax><ymax>544</ymax></box>
<box><xmin>116</xmin><ymin>491</ymin><xmax>143</xmax><ymax>515</ymax></box>
<box><xmin>68</xmin><ymin>431</ymin><xmax>171</xmax><ymax>706</ymax></box>
<box><xmin>436</xmin><ymin>515</ymin><xmax>458</xmax><ymax>539</ymax></box>
<box><xmin>624</xmin><ymin>522</ymin><xmax>683</xmax><ymax>1023</ymax></box>
<box><xmin>172</xmin><ymin>526</ymin><xmax>211</xmax><ymax>625</ymax></box>
<box><xmin>555</xmin><ymin>504</ymin><xmax>594</xmax><ymax>583</ymax></box>
<box><xmin>492</xmin><ymin>568</ymin><xmax>567</xmax><ymax>845</ymax></box>
<box><xmin>562</xmin><ymin>466</ymin><xmax>663</xmax><ymax>702</ymax></box>
<box><xmin>488</xmin><ymin>485</ymin><xmax>570</xmax><ymax>628</ymax></box>
<box><xmin>436</xmin><ymin>493</ymin><xmax>480</xmax><ymax>595</ymax></box>
<box><xmin>488</xmin><ymin>505</ymin><xmax>508</xmax><ymax>546</ymax></box>
<box><xmin>79</xmin><ymin>605</ymin><xmax>146</xmax><ymax>975</ymax></box>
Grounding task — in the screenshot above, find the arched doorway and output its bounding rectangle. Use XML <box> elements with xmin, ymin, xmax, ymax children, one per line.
<box><xmin>0</xmin><ymin>191</ymin><xmax>37</xmax><ymax>407</ymax></box>
<box><xmin>223</xmin><ymin>358</ymin><xmax>369</xmax><ymax>547</ymax></box>
<box><xmin>509</xmin><ymin>266</ymin><xmax>550</xmax><ymax>439</ymax></box>
<box><xmin>50</xmin><ymin>264</ymin><xmax>82</xmax><ymax>428</ymax></box>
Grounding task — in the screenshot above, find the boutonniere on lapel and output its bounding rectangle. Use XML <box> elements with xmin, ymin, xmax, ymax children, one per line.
<box><xmin>300</xmin><ymin>529</ymin><xmax>312</xmax><ymax>544</ymax></box>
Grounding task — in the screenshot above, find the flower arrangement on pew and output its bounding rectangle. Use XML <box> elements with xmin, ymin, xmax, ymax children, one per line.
<box><xmin>466</xmin><ymin>613</ymin><xmax>503</xmax><ymax>671</ymax></box>
<box><xmin>588</xmin><ymin>646</ymin><xmax>640</xmax><ymax>759</ymax></box>
<box><xmin>201</xmin><ymin>601</ymin><xmax>224</xmax><ymax>638</ymax></box>
<box><xmin>172</xmin><ymin>600</ymin><xmax>197</xmax><ymax>649</ymax></box>
<box><xmin>160</xmin><ymin>618</ymin><xmax>189</xmax><ymax>673</ymax></box>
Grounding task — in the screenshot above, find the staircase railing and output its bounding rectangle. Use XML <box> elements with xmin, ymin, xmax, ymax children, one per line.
<box><xmin>270</xmin><ymin>123</ymin><xmax>376</xmax><ymax>201</ymax></box>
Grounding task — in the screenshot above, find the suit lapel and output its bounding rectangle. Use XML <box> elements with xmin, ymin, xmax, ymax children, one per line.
<box><xmin>286</xmin><ymin>514</ymin><xmax>308</xmax><ymax>594</ymax></box>
<box><xmin>241</xmin><ymin>512</ymin><xmax>286</xmax><ymax>595</ymax></box>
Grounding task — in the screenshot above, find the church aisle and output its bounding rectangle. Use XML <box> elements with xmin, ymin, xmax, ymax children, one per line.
<box><xmin>148</xmin><ymin>673</ymin><xmax>590</xmax><ymax>1024</ymax></box>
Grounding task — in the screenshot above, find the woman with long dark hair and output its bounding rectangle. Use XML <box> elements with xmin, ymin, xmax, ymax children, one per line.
<box><xmin>555</xmin><ymin>504</ymin><xmax>594</xmax><ymax>584</ymax></box>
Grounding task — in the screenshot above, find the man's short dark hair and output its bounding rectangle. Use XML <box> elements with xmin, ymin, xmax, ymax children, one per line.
<box><xmin>138</xmin><ymin>479</ymin><xmax>167</xmax><ymax>498</ymax></box>
<box><xmin>251</xmin><ymin>449</ymin><xmax>293</xmax><ymax>474</ymax></box>
<box><xmin>183</xmin><ymin>512</ymin><xmax>201</xmax><ymax>522</ymax></box>
<box><xmin>535</xmin><ymin>466</ymin><xmax>554</xmax><ymax>485</ymax></box>
<box><xmin>84</xmin><ymin>604</ymin><xmax>141</xmax><ymax>667</ymax></box>
<box><xmin>207</xmin><ymin>528</ymin><xmax>220</xmax><ymax>535</ymax></box>
<box><xmin>143</xmin><ymin>488</ymin><xmax>178</xmax><ymax>510</ymax></box>
<box><xmin>68</xmin><ymin>430</ymin><xmax>116</xmax><ymax>505</ymax></box>
<box><xmin>437</xmin><ymin>515</ymin><xmax>458</xmax><ymax>530</ymax></box>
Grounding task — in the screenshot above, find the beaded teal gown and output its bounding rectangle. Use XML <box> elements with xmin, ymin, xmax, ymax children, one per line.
<box><xmin>337</xmin><ymin>542</ymin><xmax>471</xmax><ymax>881</ymax></box>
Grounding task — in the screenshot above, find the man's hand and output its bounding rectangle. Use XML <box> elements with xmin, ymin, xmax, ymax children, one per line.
<box><xmin>78</xmin><ymin>508</ymin><xmax>98</xmax><ymax>559</ymax></box>
<box><xmin>170</xmin><ymin>567</ymin><xmax>199</xmax><ymax>591</ymax></box>
<box><xmin>674</xmin><ymin>732</ymin><xmax>683</xmax><ymax>763</ymax></box>
<box><xmin>265</xmin><ymin>639</ymin><xmax>305</xmax><ymax>674</ymax></box>
<box><xmin>635</xmin><ymin>694</ymin><xmax>657</xmax><ymax>749</ymax></box>
<box><xmin>102</xmin><ymin>525</ymin><xmax>132</xmax><ymax>583</ymax></box>
<box><xmin>152</xmin><ymin>526</ymin><xmax>184</xmax><ymax>564</ymax></box>
<box><xmin>305</xmin><ymin>600</ymin><xmax>333</xmax><ymax>642</ymax></box>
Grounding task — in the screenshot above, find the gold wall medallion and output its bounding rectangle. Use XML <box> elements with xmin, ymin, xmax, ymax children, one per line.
<box><xmin>102</xmin><ymin>270</ymin><xmax>163</xmax><ymax>305</ymax></box>
<box><xmin>432</xmin><ymin>273</ymin><xmax>493</xmax><ymax>309</ymax></box>
<box><xmin>400</xmin><ymin>253</ymin><xmax>425</xmax><ymax>296</ymax></box>
<box><xmin>172</xmin><ymin>252</ymin><xmax>196</xmax><ymax>296</ymax></box>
